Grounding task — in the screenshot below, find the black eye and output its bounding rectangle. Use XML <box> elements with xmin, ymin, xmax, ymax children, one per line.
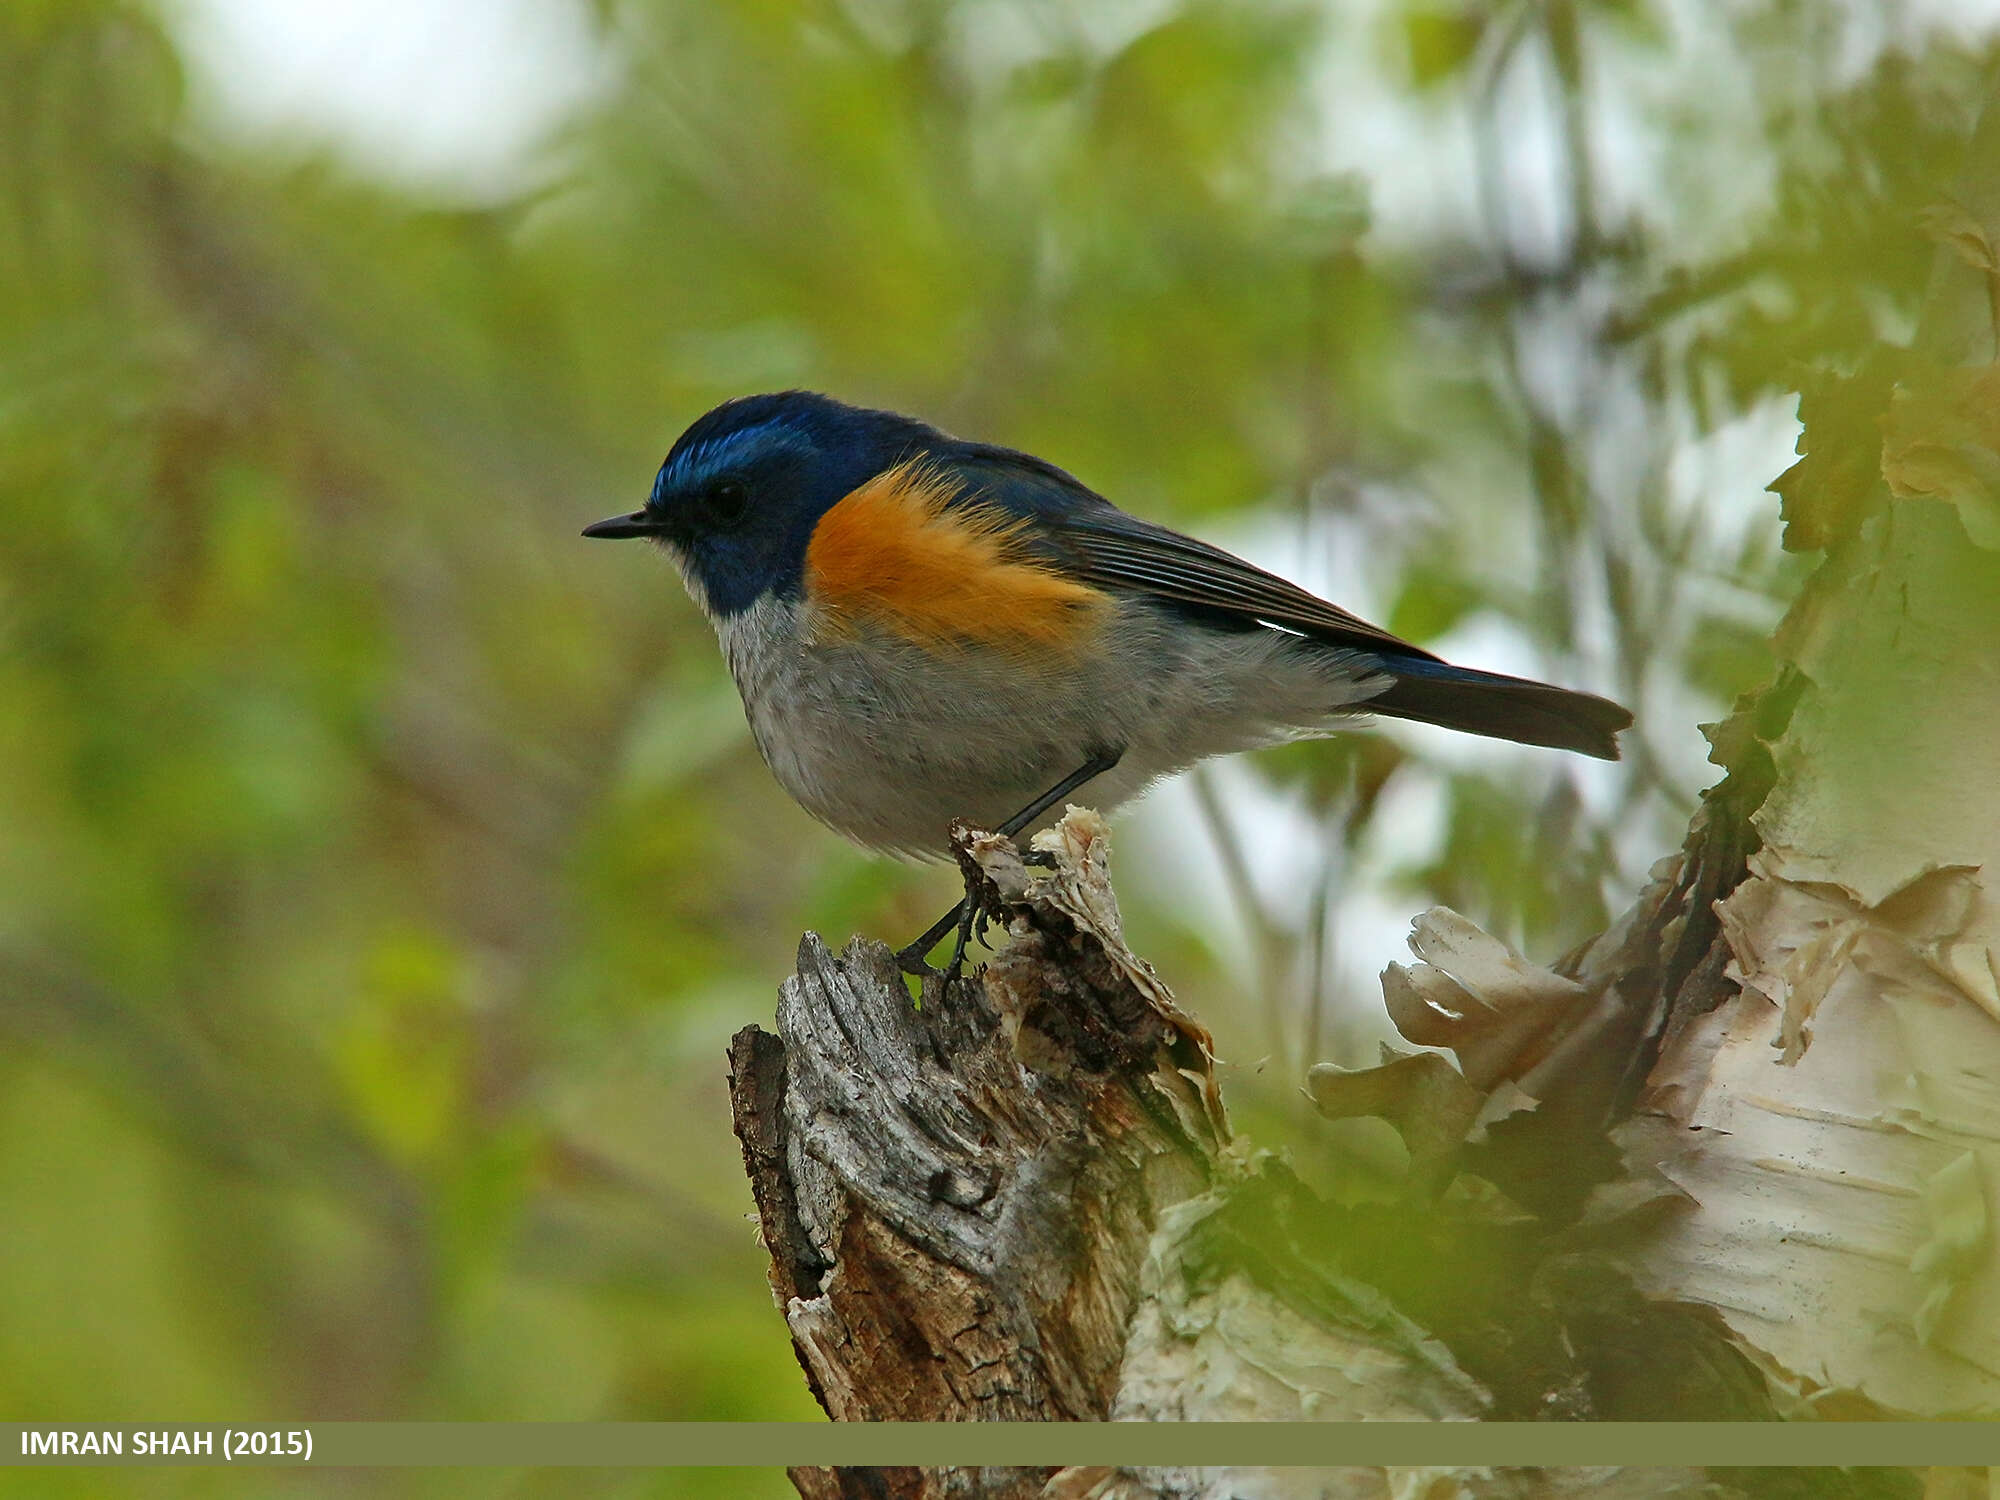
<box><xmin>702</xmin><ymin>480</ymin><xmax>750</xmax><ymax>528</ymax></box>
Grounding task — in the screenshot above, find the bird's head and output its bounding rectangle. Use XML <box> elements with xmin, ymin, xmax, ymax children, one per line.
<box><xmin>584</xmin><ymin>391</ymin><xmax>939</xmax><ymax>619</ymax></box>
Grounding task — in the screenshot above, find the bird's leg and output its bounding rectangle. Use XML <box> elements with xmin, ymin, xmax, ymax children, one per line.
<box><xmin>896</xmin><ymin>749</ymin><xmax>1123</xmax><ymax>980</ymax></box>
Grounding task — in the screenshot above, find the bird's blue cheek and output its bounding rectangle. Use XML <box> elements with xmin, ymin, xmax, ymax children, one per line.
<box><xmin>681</xmin><ymin>537</ymin><xmax>797</xmax><ymax>619</ymax></box>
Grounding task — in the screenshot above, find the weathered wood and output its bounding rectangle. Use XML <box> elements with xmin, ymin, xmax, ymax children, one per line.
<box><xmin>728</xmin><ymin>814</ymin><xmax>1226</xmax><ymax>1422</ymax></box>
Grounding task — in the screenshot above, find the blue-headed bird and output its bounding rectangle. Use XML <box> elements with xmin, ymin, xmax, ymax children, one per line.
<box><xmin>585</xmin><ymin>391</ymin><xmax>1631</xmax><ymax>974</ymax></box>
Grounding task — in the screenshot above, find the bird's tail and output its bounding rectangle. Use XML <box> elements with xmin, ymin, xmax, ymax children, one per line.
<box><xmin>1363</xmin><ymin>656</ymin><xmax>1632</xmax><ymax>761</ymax></box>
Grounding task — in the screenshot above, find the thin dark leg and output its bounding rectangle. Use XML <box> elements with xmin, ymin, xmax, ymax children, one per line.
<box><xmin>896</xmin><ymin>750</ymin><xmax>1123</xmax><ymax>979</ymax></box>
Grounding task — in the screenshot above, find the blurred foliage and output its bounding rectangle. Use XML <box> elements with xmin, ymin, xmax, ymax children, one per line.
<box><xmin>0</xmin><ymin>0</ymin><xmax>1993</xmax><ymax>1463</ymax></box>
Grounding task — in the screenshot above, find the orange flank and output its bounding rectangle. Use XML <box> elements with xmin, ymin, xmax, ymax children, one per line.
<box><xmin>804</xmin><ymin>460</ymin><xmax>1110</xmax><ymax>657</ymax></box>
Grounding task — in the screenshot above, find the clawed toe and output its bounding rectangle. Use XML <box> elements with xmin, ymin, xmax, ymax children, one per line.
<box><xmin>898</xmin><ymin>898</ymin><xmax>967</xmax><ymax>981</ymax></box>
<box><xmin>896</xmin><ymin>940</ymin><xmax>970</xmax><ymax>985</ymax></box>
<box><xmin>895</xmin><ymin>942</ymin><xmax>943</xmax><ymax>980</ymax></box>
<box><xmin>899</xmin><ymin>888</ymin><xmax>993</xmax><ymax>985</ymax></box>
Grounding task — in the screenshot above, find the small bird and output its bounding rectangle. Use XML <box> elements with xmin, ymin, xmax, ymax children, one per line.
<box><xmin>586</xmin><ymin>391</ymin><xmax>1631</xmax><ymax>974</ymax></box>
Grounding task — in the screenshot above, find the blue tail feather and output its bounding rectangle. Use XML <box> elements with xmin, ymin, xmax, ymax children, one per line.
<box><xmin>1363</xmin><ymin>655</ymin><xmax>1631</xmax><ymax>760</ymax></box>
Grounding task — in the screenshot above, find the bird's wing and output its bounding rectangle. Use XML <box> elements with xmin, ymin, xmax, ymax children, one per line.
<box><xmin>944</xmin><ymin>444</ymin><xmax>1438</xmax><ymax>662</ymax></box>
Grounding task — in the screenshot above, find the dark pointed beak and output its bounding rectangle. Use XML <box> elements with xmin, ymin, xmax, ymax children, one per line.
<box><xmin>582</xmin><ymin>510</ymin><xmax>668</xmax><ymax>540</ymax></box>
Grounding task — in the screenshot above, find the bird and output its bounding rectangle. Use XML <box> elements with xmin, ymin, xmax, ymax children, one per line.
<box><xmin>584</xmin><ymin>391</ymin><xmax>1632</xmax><ymax>976</ymax></box>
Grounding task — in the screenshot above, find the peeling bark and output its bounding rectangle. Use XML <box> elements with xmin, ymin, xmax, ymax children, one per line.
<box><xmin>1602</xmin><ymin>497</ymin><xmax>2000</xmax><ymax>1415</ymax></box>
<box><xmin>1330</xmin><ymin>90</ymin><xmax>2000</xmax><ymax>1425</ymax></box>
<box><xmin>1592</xmin><ymin>95</ymin><xmax>2000</xmax><ymax>1417</ymax></box>
<box><xmin>1354</xmin><ymin>467</ymin><xmax>2000</xmax><ymax>1422</ymax></box>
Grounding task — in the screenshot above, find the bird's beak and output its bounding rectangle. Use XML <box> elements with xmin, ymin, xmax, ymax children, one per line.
<box><xmin>582</xmin><ymin>511</ymin><xmax>669</xmax><ymax>540</ymax></box>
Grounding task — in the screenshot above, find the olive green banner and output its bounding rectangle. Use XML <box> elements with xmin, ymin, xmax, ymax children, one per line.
<box><xmin>3</xmin><ymin>1423</ymin><xmax>1997</xmax><ymax>1468</ymax></box>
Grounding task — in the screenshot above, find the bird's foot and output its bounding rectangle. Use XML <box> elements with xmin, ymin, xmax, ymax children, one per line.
<box><xmin>894</xmin><ymin>928</ymin><xmax>949</xmax><ymax>981</ymax></box>
<box><xmin>897</xmin><ymin>823</ymin><xmax>1012</xmax><ymax>982</ymax></box>
<box><xmin>896</xmin><ymin>896</ymin><xmax>986</xmax><ymax>981</ymax></box>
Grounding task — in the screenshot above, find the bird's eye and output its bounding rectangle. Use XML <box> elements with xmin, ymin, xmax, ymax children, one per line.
<box><xmin>702</xmin><ymin>480</ymin><xmax>750</xmax><ymax>529</ymax></box>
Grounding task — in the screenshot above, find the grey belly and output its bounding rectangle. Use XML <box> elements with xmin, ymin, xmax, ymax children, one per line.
<box><xmin>747</xmin><ymin>642</ymin><xmax>1109</xmax><ymax>856</ymax></box>
<box><xmin>721</xmin><ymin>595</ymin><xmax>1387</xmax><ymax>859</ymax></box>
